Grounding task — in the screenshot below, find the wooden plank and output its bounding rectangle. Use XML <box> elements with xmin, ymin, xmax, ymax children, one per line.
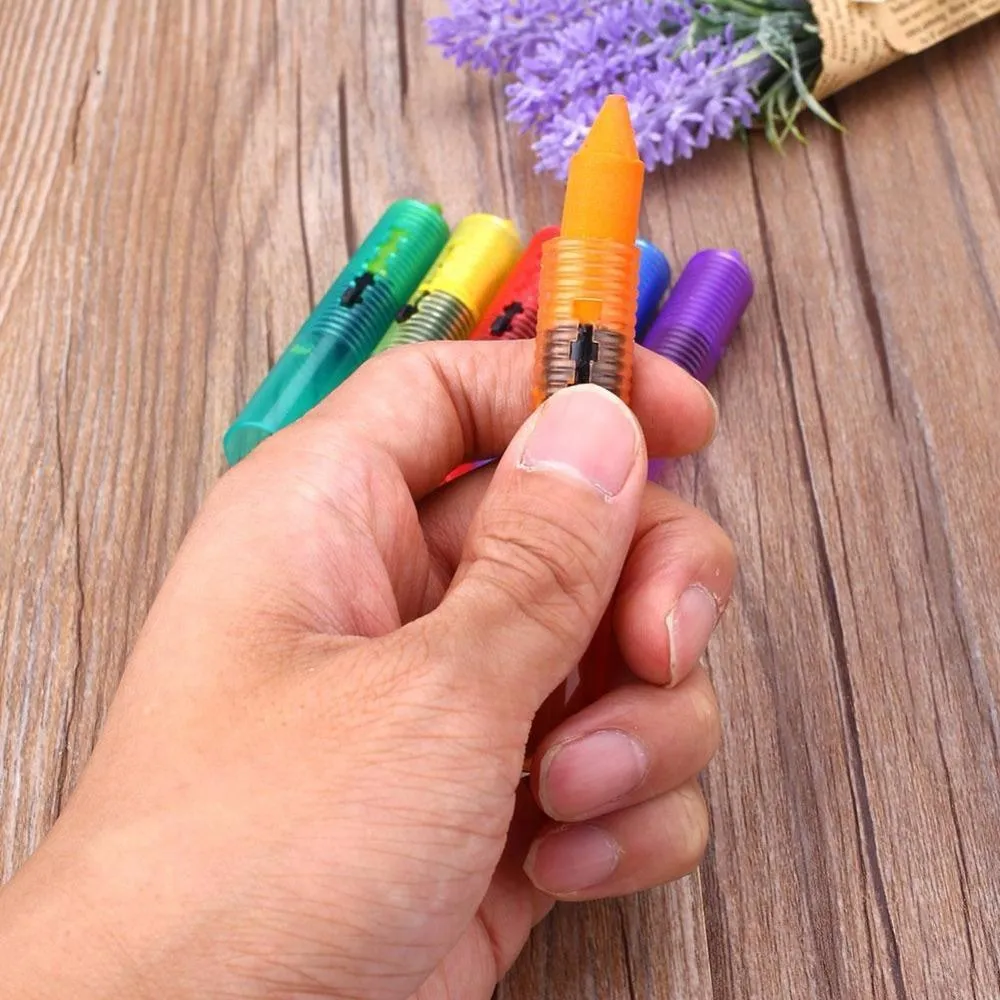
<box><xmin>648</xmin><ymin>135</ymin><xmax>888</xmax><ymax>1000</ymax></box>
<box><xmin>828</xmin><ymin>26</ymin><xmax>1000</xmax><ymax>998</ymax></box>
<box><xmin>0</xmin><ymin>2</ymin><xmax>997</xmax><ymax>998</ymax></box>
<box><xmin>498</xmin><ymin>882</ymin><xmax>713</xmax><ymax>1000</ymax></box>
<box><xmin>0</xmin><ymin>0</ymin><xmax>109</xmax><ymax>875</ymax></box>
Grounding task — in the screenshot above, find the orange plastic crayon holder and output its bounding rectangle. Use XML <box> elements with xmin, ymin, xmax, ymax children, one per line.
<box><xmin>531</xmin><ymin>237</ymin><xmax>639</xmax><ymax>407</ymax></box>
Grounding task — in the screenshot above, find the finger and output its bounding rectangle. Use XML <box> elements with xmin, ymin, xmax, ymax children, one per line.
<box><xmin>204</xmin><ymin>342</ymin><xmax>714</xmax><ymax>631</ymax></box>
<box><xmin>613</xmin><ymin>484</ymin><xmax>736</xmax><ymax>687</ymax></box>
<box><xmin>523</xmin><ymin>781</ymin><xmax>709</xmax><ymax>900</ymax></box>
<box><xmin>425</xmin><ymin>384</ymin><xmax>647</xmax><ymax>722</ymax></box>
<box><xmin>418</xmin><ymin>463</ymin><xmax>495</xmax><ymax>608</ymax></box>
<box><xmin>530</xmin><ymin>668</ymin><xmax>721</xmax><ymax>822</ymax></box>
<box><xmin>244</xmin><ymin>339</ymin><xmax>717</xmax><ymax>501</ymax></box>
<box><xmin>419</xmin><ymin>475</ymin><xmax>737</xmax><ymax>687</ymax></box>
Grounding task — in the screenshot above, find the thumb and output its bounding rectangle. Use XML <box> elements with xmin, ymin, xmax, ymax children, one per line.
<box><xmin>428</xmin><ymin>383</ymin><xmax>647</xmax><ymax>722</ymax></box>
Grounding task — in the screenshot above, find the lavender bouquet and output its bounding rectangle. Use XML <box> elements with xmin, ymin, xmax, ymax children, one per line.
<box><xmin>428</xmin><ymin>0</ymin><xmax>836</xmax><ymax>178</ymax></box>
<box><xmin>428</xmin><ymin>0</ymin><xmax>995</xmax><ymax>177</ymax></box>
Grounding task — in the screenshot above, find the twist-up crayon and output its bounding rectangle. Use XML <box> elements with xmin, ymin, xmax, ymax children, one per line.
<box><xmin>445</xmin><ymin>230</ymin><xmax>665</xmax><ymax>486</ymax></box>
<box><xmin>644</xmin><ymin>249</ymin><xmax>753</xmax><ymax>380</ymax></box>
<box><xmin>442</xmin><ymin>226</ymin><xmax>557</xmax><ymax>485</ymax></box>
<box><xmin>532</xmin><ymin>95</ymin><xmax>644</xmax><ymax>406</ymax></box>
<box><xmin>524</xmin><ymin>96</ymin><xmax>645</xmax><ymax>767</ymax></box>
<box><xmin>635</xmin><ymin>238</ymin><xmax>671</xmax><ymax>342</ymax></box>
<box><xmin>471</xmin><ymin>228</ymin><xmax>663</xmax><ymax>344</ymax></box>
<box><xmin>223</xmin><ymin>199</ymin><xmax>448</xmax><ymax>465</ymax></box>
<box><xmin>373</xmin><ymin>214</ymin><xmax>521</xmax><ymax>353</ymax></box>
<box><xmin>645</xmin><ymin>250</ymin><xmax>753</xmax><ymax>484</ymax></box>
<box><xmin>469</xmin><ymin>226</ymin><xmax>559</xmax><ymax>341</ymax></box>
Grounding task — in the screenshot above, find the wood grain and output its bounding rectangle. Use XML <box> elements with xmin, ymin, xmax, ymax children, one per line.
<box><xmin>1</xmin><ymin>2</ymin><xmax>998</xmax><ymax>997</ymax></box>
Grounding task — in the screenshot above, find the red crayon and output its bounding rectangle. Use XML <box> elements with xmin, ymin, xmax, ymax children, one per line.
<box><xmin>444</xmin><ymin>226</ymin><xmax>559</xmax><ymax>485</ymax></box>
<box><xmin>469</xmin><ymin>225</ymin><xmax>559</xmax><ymax>340</ymax></box>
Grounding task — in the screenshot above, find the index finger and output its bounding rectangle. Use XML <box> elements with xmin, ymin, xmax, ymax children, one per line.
<box><xmin>254</xmin><ymin>339</ymin><xmax>716</xmax><ymax>500</ymax></box>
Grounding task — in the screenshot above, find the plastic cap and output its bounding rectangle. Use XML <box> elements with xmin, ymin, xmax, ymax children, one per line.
<box><xmin>635</xmin><ymin>238</ymin><xmax>671</xmax><ymax>341</ymax></box>
<box><xmin>419</xmin><ymin>213</ymin><xmax>522</xmax><ymax>316</ymax></box>
<box><xmin>644</xmin><ymin>250</ymin><xmax>753</xmax><ymax>382</ymax></box>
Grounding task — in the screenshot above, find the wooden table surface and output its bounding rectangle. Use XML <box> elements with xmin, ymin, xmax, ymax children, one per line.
<box><xmin>3</xmin><ymin>3</ymin><xmax>1000</xmax><ymax>997</ymax></box>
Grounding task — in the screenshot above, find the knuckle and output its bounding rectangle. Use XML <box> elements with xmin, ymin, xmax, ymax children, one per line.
<box><xmin>413</xmin><ymin>347</ymin><xmax>477</xmax><ymax>432</ymax></box>
<box><xmin>684</xmin><ymin>512</ymin><xmax>735</xmax><ymax>572</ymax></box>
<box><xmin>640</xmin><ymin>492</ymin><xmax>736</xmax><ymax>583</ymax></box>
<box><xmin>360</xmin><ymin>343</ymin><xmax>498</xmax><ymax>458</ymax></box>
<box><xmin>365</xmin><ymin>340</ymin><xmax>430</xmax><ymax>383</ymax></box>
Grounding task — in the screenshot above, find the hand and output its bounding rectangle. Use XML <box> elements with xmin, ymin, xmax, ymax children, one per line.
<box><xmin>0</xmin><ymin>339</ymin><xmax>735</xmax><ymax>1000</ymax></box>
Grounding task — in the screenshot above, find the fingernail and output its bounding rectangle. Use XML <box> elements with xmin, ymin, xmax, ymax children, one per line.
<box><xmin>702</xmin><ymin>387</ymin><xmax>720</xmax><ymax>444</ymax></box>
<box><xmin>540</xmin><ymin>730</ymin><xmax>648</xmax><ymax>820</ymax></box>
<box><xmin>519</xmin><ymin>385</ymin><xmax>639</xmax><ymax>499</ymax></box>
<box><xmin>665</xmin><ymin>585</ymin><xmax>720</xmax><ymax>686</ymax></box>
<box><xmin>524</xmin><ymin>824</ymin><xmax>622</xmax><ymax>895</ymax></box>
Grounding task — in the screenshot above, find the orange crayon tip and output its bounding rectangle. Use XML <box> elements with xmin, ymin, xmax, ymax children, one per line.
<box><xmin>561</xmin><ymin>94</ymin><xmax>644</xmax><ymax>245</ymax></box>
<box><xmin>580</xmin><ymin>94</ymin><xmax>637</xmax><ymax>159</ymax></box>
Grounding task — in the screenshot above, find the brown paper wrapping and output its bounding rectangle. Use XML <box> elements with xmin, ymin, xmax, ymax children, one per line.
<box><xmin>812</xmin><ymin>0</ymin><xmax>1000</xmax><ymax>99</ymax></box>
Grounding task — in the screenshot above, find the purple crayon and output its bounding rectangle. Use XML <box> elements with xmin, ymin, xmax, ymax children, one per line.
<box><xmin>643</xmin><ymin>249</ymin><xmax>753</xmax><ymax>383</ymax></box>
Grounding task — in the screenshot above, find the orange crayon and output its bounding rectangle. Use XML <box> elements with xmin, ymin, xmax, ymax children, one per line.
<box><xmin>525</xmin><ymin>96</ymin><xmax>645</xmax><ymax>765</ymax></box>
<box><xmin>531</xmin><ymin>95</ymin><xmax>645</xmax><ymax>407</ymax></box>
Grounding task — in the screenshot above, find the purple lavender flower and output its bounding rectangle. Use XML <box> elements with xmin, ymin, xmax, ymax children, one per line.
<box><xmin>428</xmin><ymin>0</ymin><xmax>817</xmax><ymax>174</ymax></box>
<box><xmin>426</xmin><ymin>0</ymin><xmax>592</xmax><ymax>74</ymax></box>
<box><xmin>512</xmin><ymin>7</ymin><xmax>767</xmax><ymax>178</ymax></box>
<box><xmin>505</xmin><ymin>2</ymin><xmax>694</xmax><ymax>136</ymax></box>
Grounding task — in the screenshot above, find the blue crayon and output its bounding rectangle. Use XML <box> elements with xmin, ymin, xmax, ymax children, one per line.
<box><xmin>635</xmin><ymin>238</ymin><xmax>671</xmax><ymax>343</ymax></box>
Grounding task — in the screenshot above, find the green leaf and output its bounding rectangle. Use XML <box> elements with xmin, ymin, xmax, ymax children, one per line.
<box><xmin>788</xmin><ymin>41</ymin><xmax>844</xmax><ymax>132</ymax></box>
